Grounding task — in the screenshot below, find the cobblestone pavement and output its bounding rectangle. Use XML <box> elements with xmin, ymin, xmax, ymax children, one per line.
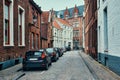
<box><xmin>0</xmin><ymin>63</ymin><xmax>25</xmax><ymax>80</ymax></box>
<box><xmin>79</xmin><ymin>51</ymin><xmax>120</xmax><ymax>80</ymax></box>
<box><xmin>20</xmin><ymin>51</ymin><xmax>94</xmax><ymax>80</ymax></box>
<box><xmin>0</xmin><ymin>50</ymin><xmax>120</xmax><ymax>80</ymax></box>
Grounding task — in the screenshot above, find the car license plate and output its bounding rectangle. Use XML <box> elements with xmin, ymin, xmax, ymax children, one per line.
<box><xmin>39</xmin><ymin>60</ymin><xmax>43</xmax><ymax>62</ymax></box>
<box><xmin>29</xmin><ymin>58</ymin><xmax>37</xmax><ymax>60</ymax></box>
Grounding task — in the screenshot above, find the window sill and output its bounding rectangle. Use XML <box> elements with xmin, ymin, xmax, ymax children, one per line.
<box><xmin>3</xmin><ymin>45</ymin><xmax>14</xmax><ymax>47</ymax></box>
<box><xmin>18</xmin><ymin>45</ymin><xmax>25</xmax><ymax>47</ymax></box>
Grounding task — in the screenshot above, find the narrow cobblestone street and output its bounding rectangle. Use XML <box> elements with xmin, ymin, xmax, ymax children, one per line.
<box><xmin>18</xmin><ymin>51</ymin><xmax>120</xmax><ymax>80</ymax></box>
<box><xmin>1</xmin><ymin>0</ymin><xmax>120</xmax><ymax>80</ymax></box>
<box><xmin>0</xmin><ymin>51</ymin><xmax>120</xmax><ymax>80</ymax></box>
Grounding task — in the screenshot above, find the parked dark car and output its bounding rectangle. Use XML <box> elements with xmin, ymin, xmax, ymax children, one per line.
<box><xmin>55</xmin><ymin>48</ymin><xmax>63</xmax><ymax>57</ymax></box>
<box><xmin>65</xmin><ymin>46</ymin><xmax>71</xmax><ymax>51</ymax></box>
<box><xmin>46</xmin><ymin>48</ymin><xmax>59</xmax><ymax>62</ymax></box>
<box><xmin>61</xmin><ymin>47</ymin><xmax>66</xmax><ymax>53</ymax></box>
<box><xmin>22</xmin><ymin>50</ymin><xmax>52</xmax><ymax>70</ymax></box>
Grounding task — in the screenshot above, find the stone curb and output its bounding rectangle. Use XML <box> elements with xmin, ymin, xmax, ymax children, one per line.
<box><xmin>12</xmin><ymin>72</ymin><xmax>25</xmax><ymax>80</ymax></box>
<box><xmin>0</xmin><ymin>63</ymin><xmax>25</xmax><ymax>80</ymax></box>
<box><xmin>91</xmin><ymin>58</ymin><xmax>120</xmax><ymax>80</ymax></box>
<box><xmin>80</xmin><ymin>51</ymin><xmax>120</xmax><ymax>80</ymax></box>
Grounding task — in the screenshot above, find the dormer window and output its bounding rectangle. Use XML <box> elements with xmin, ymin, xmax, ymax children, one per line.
<box><xmin>74</xmin><ymin>13</ymin><xmax>78</xmax><ymax>17</ymax></box>
<box><xmin>65</xmin><ymin>15</ymin><xmax>69</xmax><ymax>19</ymax></box>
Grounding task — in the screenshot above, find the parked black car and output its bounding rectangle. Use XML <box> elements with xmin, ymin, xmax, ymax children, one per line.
<box><xmin>46</xmin><ymin>48</ymin><xmax>59</xmax><ymax>62</ymax></box>
<box><xmin>22</xmin><ymin>50</ymin><xmax>52</xmax><ymax>70</ymax></box>
<box><xmin>65</xmin><ymin>46</ymin><xmax>71</xmax><ymax>51</ymax></box>
<box><xmin>55</xmin><ymin>48</ymin><xmax>63</xmax><ymax>57</ymax></box>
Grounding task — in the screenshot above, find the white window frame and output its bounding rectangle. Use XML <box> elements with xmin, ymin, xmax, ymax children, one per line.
<box><xmin>3</xmin><ymin>0</ymin><xmax>14</xmax><ymax>46</ymax></box>
<box><xmin>18</xmin><ymin>5</ymin><xmax>25</xmax><ymax>46</ymax></box>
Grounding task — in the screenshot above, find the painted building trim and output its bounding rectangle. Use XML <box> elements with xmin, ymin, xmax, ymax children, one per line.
<box><xmin>3</xmin><ymin>0</ymin><xmax>14</xmax><ymax>46</ymax></box>
<box><xmin>18</xmin><ymin>5</ymin><xmax>25</xmax><ymax>46</ymax></box>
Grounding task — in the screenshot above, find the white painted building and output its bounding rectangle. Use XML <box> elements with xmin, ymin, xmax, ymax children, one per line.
<box><xmin>52</xmin><ymin>20</ymin><xmax>63</xmax><ymax>48</ymax></box>
<box><xmin>97</xmin><ymin>0</ymin><xmax>120</xmax><ymax>75</ymax></box>
<box><xmin>52</xmin><ymin>18</ymin><xmax>73</xmax><ymax>48</ymax></box>
<box><xmin>82</xmin><ymin>12</ymin><xmax>85</xmax><ymax>50</ymax></box>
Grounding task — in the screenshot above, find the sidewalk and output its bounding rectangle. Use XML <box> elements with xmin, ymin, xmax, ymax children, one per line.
<box><xmin>0</xmin><ymin>63</ymin><xmax>25</xmax><ymax>80</ymax></box>
<box><xmin>79</xmin><ymin>51</ymin><xmax>120</xmax><ymax>80</ymax></box>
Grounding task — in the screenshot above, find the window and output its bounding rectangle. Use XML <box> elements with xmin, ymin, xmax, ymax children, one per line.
<box><xmin>74</xmin><ymin>13</ymin><xmax>78</xmax><ymax>18</ymax></box>
<box><xmin>36</xmin><ymin>12</ymin><xmax>38</xmax><ymax>26</ymax></box>
<box><xmin>97</xmin><ymin>0</ymin><xmax>100</xmax><ymax>9</ymax></box>
<box><xmin>103</xmin><ymin>7</ymin><xmax>108</xmax><ymax>51</ymax></box>
<box><xmin>5</xmin><ymin>4</ymin><xmax>9</xmax><ymax>44</ymax></box>
<box><xmin>73</xmin><ymin>22</ymin><xmax>79</xmax><ymax>27</ymax></box>
<box><xmin>65</xmin><ymin>15</ymin><xmax>69</xmax><ymax>19</ymax></box>
<box><xmin>4</xmin><ymin>0</ymin><xmax>14</xmax><ymax>46</ymax></box>
<box><xmin>36</xmin><ymin>34</ymin><xmax>39</xmax><ymax>49</ymax></box>
<box><xmin>18</xmin><ymin>6</ymin><xmax>25</xmax><ymax>46</ymax></box>
<box><xmin>32</xmin><ymin>33</ymin><xmax>34</xmax><ymax>49</ymax></box>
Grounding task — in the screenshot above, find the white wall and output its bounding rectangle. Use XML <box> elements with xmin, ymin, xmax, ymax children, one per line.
<box><xmin>53</xmin><ymin>20</ymin><xmax>73</xmax><ymax>48</ymax></box>
<box><xmin>98</xmin><ymin>0</ymin><xmax>120</xmax><ymax>57</ymax></box>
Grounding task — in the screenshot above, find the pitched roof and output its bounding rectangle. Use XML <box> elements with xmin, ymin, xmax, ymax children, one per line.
<box><xmin>56</xmin><ymin>18</ymin><xmax>71</xmax><ymax>27</ymax></box>
<box><xmin>56</xmin><ymin>5</ymin><xmax>84</xmax><ymax>19</ymax></box>
<box><xmin>53</xmin><ymin>20</ymin><xmax>62</xmax><ymax>30</ymax></box>
<box><xmin>29</xmin><ymin>0</ymin><xmax>42</xmax><ymax>14</ymax></box>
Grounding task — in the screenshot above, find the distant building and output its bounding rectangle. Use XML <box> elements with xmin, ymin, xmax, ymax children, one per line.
<box><xmin>41</xmin><ymin>11</ymin><xmax>50</xmax><ymax>48</ymax></box>
<box><xmin>52</xmin><ymin>18</ymin><xmax>73</xmax><ymax>48</ymax></box>
<box><xmin>56</xmin><ymin>5</ymin><xmax>84</xmax><ymax>49</ymax></box>
<box><xmin>41</xmin><ymin>11</ymin><xmax>53</xmax><ymax>48</ymax></box>
<box><xmin>97</xmin><ymin>0</ymin><xmax>120</xmax><ymax>75</ymax></box>
<box><xmin>52</xmin><ymin>19</ymin><xmax>63</xmax><ymax>47</ymax></box>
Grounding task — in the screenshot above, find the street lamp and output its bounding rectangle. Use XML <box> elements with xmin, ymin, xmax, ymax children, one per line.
<box><xmin>33</xmin><ymin>15</ymin><xmax>37</xmax><ymax>24</ymax></box>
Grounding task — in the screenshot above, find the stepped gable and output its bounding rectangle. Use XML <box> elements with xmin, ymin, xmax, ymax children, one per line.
<box><xmin>56</xmin><ymin>5</ymin><xmax>84</xmax><ymax>19</ymax></box>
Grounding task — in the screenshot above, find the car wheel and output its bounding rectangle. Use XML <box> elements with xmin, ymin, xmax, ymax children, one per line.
<box><xmin>23</xmin><ymin>67</ymin><xmax>27</xmax><ymax>71</ymax></box>
<box><xmin>49</xmin><ymin>62</ymin><xmax>52</xmax><ymax>66</ymax></box>
<box><xmin>45</xmin><ymin>64</ymin><xmax>48</xmax><ymax>70</ymax></box>
<box><xmin>55</xmin><ymin>57</ymin><xmax>57</xmax><ymax>62</ymax></box>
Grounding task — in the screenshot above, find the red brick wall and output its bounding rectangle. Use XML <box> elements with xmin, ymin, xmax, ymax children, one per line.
<box><xmin>41</xmin><ymin>24</ymin><xmax>48</xmax><ymax>39</ymax></box>
<box><xmin>47</xmin><ymin>23</ymin><xmax>53</xmax><ymax>48</ymax></box>
<box><xmin>67</xmin><ymin>17</ymin><xmax>83</xmax><ymax>47</ymax></box>
<box><xmin>28</xmin><ymin>1</ymin><xmax>41</xmax><ymax>50</ymax></box>
<box><xmin>0</xmin><ymin>0</ymin><xmax>29</xmax><ymax>62</ymax></box>
<box><xmin>84</xmin><ymin>0</ymin><xmax>98</xmax><ymax>59</ymax></box>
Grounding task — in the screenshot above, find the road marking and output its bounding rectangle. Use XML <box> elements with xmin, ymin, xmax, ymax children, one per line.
<box><xmin>40</xmin><ymin>71</ymin><xmax>45</xmax><ymax>74</ymax></box>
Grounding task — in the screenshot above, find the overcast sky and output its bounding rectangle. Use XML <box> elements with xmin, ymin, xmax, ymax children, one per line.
<box><xmin>33</xmin><ymin>0</ymin><xmax>84</xmax><ymax>11</ymax></box>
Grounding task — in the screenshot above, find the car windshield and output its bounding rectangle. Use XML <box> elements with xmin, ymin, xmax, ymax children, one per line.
<box><xmin>26</xmin><ymin>51</ymin><xmax>42</xmax><ymax>56</ymax></box>
<box><xmin>39</xmin><ymin>49</ymin><xmax>44</xmax><ymax>52</ymax></box>
<box><xmin>46</xmin><ymin>48</ymin><xmax>53</xmax><ymax>53</ymax></box>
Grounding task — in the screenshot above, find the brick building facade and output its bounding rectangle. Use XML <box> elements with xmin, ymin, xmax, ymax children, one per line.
<box><xmin>56</xmin><ymin>5</ymin><xmax>84</xmax><ymax>49</ymax></box>
<box><xmin>0</xmin><ymin>0</ymin><xmax>29</xmax><ymax>70</ymax></box>
<box><xmin>41</xmin><ymin>11</ymin><xmax>53</xmax><ymax>48</ymax></box>
<box><xmin>0</xmin><ymin>0</ymin><xmax>42</xmax><ymax>70</ymax></box>
<box><xmin>28</xmin><ymin>0</ymin><xmax>42</xmax><ymax>50</ymax></box>
<box><xmin>84</xmin><ymin>0</ymin><xmax>97</xmax><ymax>59</ymax></box>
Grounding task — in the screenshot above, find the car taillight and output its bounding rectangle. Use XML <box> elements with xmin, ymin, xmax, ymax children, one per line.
<box><xmin>41</xmin><ymin>53</ymin><xmax>46</xmax><ymax>59</ymax></box>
